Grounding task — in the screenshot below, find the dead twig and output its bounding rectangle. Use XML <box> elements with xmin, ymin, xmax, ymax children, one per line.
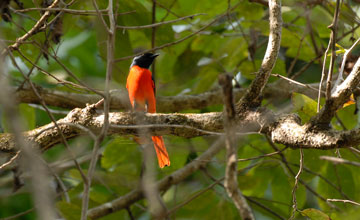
<box><xmin>320</xmin><ymin>156</ymin><xmax>360</xmax><ymax>167</ymax></box>
<box><xmin>327</xmin><ymin>199</ymin><xmax>360</xmax><ymax>206</ymax></box>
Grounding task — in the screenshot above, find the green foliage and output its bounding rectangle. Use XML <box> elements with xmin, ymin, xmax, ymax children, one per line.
<box><xmin>57</xmin><ymin>201</ymin><xmax>82</xmax><ymax>220</ymax></box>
<box><xmin>332</xmin><ymin>104</ymin><xmax>357</xmax><ymax>130</ymax></box>
<box><xmin>0</xmin><ymin>193</ymin><xmax>35</xmax><ymax>219</ymax></box>
<box><xmin>101</xmin><ymin>137</ymin><xmax>141</xmax><ymax>171</ymax></box>
<box><xmin>2</xmin><ymin>0</ymin><xmax>360</xmax><ymax>219</ymax></box>
<box><xmin>300</xmin><ymin>208</ymin><xmax>331</xmax><ymax>220</ymax></box>
<box><xmin>292</xmin><ymin>93</ymin><xmax>318</xmax><ymax>123</ymax></box>
<box><xmin>318</xmin><ymin>163</ymin><xmax>356</xmax><ymax>212</ymax></box>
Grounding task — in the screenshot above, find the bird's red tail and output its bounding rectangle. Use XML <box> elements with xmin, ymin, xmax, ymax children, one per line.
<box><xmin>151</xmin><ymin>136</ymin><xmax>170</xmax><ymax>168</ymax></box>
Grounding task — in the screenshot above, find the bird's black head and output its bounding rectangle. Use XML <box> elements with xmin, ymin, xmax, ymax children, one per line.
<box><xmin>130</xmin><ymin>53</ymin><xmax>159</xmax><ymax>69</ymax></box>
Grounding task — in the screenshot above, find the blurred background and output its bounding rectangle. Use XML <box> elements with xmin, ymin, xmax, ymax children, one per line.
<box><xmin>1</xmin><ymin>0</ymin><xmax>360</xmax><ymax>219</ymax></box>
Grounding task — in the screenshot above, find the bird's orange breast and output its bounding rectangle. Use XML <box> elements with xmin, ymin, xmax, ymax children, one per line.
<box><xmin>126</xmin><ymin>65</ymin><xmax>155</xmax><ymax>112</ymax></box>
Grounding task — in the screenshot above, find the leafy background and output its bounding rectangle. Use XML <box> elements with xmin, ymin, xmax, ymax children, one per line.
<box><xmin>1</xmin><ymin>0</ymin><xmax>360</xmax><ymax>219</ymax></box>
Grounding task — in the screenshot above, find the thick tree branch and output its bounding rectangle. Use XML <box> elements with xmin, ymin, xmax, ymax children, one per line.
<box><xmin>312</xmin><ymin>56</ymin><xmax>360</xmax><ymax>124</ymax></box>
<box><xmin>2</xmin><ymin>103</ymin><xmax>360</xmax><ymax>155</ymax></box>
<box><xmin>0</xmin><ymin>104</ymin><xmax>223</xmax><ymax>153</ymax></box>
<box><xmin>15</xmin><ymin>79</ymin><xmax>319</xmax><ymax>112</ymax></box>
<box><xmin>239</xmin><ymin>0</ymin><xmax>282</xmax><ymax>108</ymax></box>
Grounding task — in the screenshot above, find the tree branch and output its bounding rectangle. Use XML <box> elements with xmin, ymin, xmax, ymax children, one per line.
<box><xmin>14</xmin><ymin>79</ymin><xmax>319</xmax><ymax>112</ymax></box>
<box><xmin>238</xmin><ymin>0</ymin><xmax>282</xmax><ymax>109</ymax></box>
<box><xmin>312</xmin><ymin>56</ymin><xmax>360</xmax><ymax>124</ymax></box>
<box><xmin>3</xmin><ymin>0</ymin><xmax>60</xmax><ymax>53</ymax></box>
<box><xmin>320</xmin><ymin>156</ymin><xmax>360</xmax><ymax>167</ymax></box>
<box><xmin>2</xmin><ymin>101</ymin><xmax>360</xmax><ymax>155</ymax></box>
<box><xmin>81</xmin><ymin>0</ymin><xmax>116</xmax><ymax>217</ymax></box>
<box><xmin>116</xmin><ymin>13</ymin><xmax>204</xmax><ymax>29</ymax></box>
<box><xmin>219</xmin><ymin>74</ymin><xmax>255</xmax><ymax>220</ymax></box>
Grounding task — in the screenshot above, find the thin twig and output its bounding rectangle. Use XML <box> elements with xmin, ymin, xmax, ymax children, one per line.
<box><xmin>320</xmin><ymin>156</ymin><xmax>360</xmax><ymax>167</ymax></box>
<box><xmin>15</xmin><ymin>49</ymin><xmax>95</xmax><ymax>92</ymax></box>
<box><xmin>288</xmin><ymin>162</ymin><xmax>350</xmax><ymax>200</ymax></box>
<box><xmin>287</xmin><ymin>35</ymin><xmax>305</xmax><ymax>76</ymax></box>
<box><xmin>16</xmin><ymin>8</ymin><xmax>135</xmax><ymax>16</ymax></box>
<box><xmin>337</xmin><ymin>23</ymin><xmax>360</xmax><ymax>42</ymax></box>
<box><xmin>0</xmin><ymin>208</ymin><xmax>35</xmax><ymax>220</ymax></box>
<box><xmin>28</xmin><ymin>41</ymin><xmax>105</xmax><ymax>96</ymax></box>
<box><xmin>249</xmin><ymin>0</ymin><xmax>268</xmax><ymax>6</ymax></box>
<box><xmin>166</xmin><ymin>178</ymin><xmax>223</xmax><ymax>215</ymax></box>
<box><xmin>305</xmin><ymin>9</ymin><xmax>320</xmax><ymax>58</ymax></box>
<box><xmin>318</xmin><ymin>42</ymin><xmax>331</xmax><ymax>112</ymax></box>
<box><xmin>160</xmin><ymin>0</ymin><xmax>177</xmax><ymax>22</ymax></box>
<box><xmin>237</xmin><ymin>146</ymin><xmax>288</xmax><ymax>162</ymax></box>
<box><xmin>114</xmin><ymin>2</ymin><xmax>242</xmax><ymax>62</ymax></box>
<box><xmin>325</xmin><ymin>0</ymin><xmax>341</xmax><ymax>99</ymax></box>
<box><xmin>80</xmin><ymin>0</ymin><xmax>115</xmax><ymax>218</ymax></box>
<box><xmin>91</xmin><ymin>0</ymin><xmax>109</xmax><ymax>32</ymax></box>
<box><xmin>327</xmin><ymin>199</ymin><xmax>360</xmax><ymax>206</ymax></box>
<box><xmin>291</xmin><ymin>53</ymin><xmax>323</xmax><ymax>80</ymax></box>
<box><xmin>332</xmin><ymin>37</ymin><xmax>360</xmax><ymax>92</ymax></box>
<box><xmin>0</xmin><ymin>151</ymin><xmax>20</xmax><ymax>170</ymax></box>
<box><xmin>156</xmin><ymin>1</ymin><xmax>193</xmax><ymax>26</ymax></box>
<box><xmin>4</xmin><ymin>0</ymin><xmax>60</xmax><ymax>53</ymax></box>
<box><xmin>17</xmin><ymin>52</ymin><xmax>43</xmax><ymax>91</ymax></box>
<box><xmin>289</xmin><ymin>148</ymin><xmax>304</xmax><ymax>220</ymax></box>
<box><xmin>246</xmin><ymin>197</ymin><xmax>286</xmax><ymax>220</ymax></box>
<box><xmin>126</xmin><ymin>207</ymin><xmax>135</xmax><ymax>220</ymax></box>
<box><xmin>271</xmin><ymin>74</ymin><xmax>320</xmax><ymax>93</ymax></box>
<box><xmin>116</xmin><ymin>14</ymin><xmax>204</xmax><ymax>29</ymax></box>
<box><xmin>151</xmin><ymin>0</ymin><xmax>157</xmax><ymax>78</ymax></box>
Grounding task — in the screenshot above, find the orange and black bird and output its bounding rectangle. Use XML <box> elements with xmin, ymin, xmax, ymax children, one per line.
<box><xmin>126</xmin><ymin>53</ymin><xmax>170</xmax><ymax>168</ymax></box>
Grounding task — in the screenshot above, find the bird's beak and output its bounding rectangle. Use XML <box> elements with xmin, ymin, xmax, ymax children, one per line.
<box><xmin>152</xmin><ymin>53</ymin><xmax>160</xmax><ymax>58</ymax></box>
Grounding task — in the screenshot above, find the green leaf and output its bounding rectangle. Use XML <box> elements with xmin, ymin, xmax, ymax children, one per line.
<box><xmin>193</xmin><ymin>65</ymin><xmax>219</xmax><ymax>93</ymax></box>
<box><xmin>57</xmin><ymin>201</ymin><xmax>81</xmax><ymax>220</ymax></box>
<box><xmin>101</xmin><ymin>137</ymin><xmax>140</xmax><ymax>170</ymax></box>
<box><xmin>292</xmin><ymin>93</ymin><xmax>318</xmax><ymax>123</ymax></box>
<box><xmin>327</xmin><ymin>49</ymin><xmax>346</xmax><ymax>56</ymax></box>
<box><xmin>239</xmin><ymin>161</ymin><xmax>276</xmax><ymax>197</ymax></box>
<box><xmin>89</xmin><ymin>185</ymin><xmax>112</xmax><ymax>204</ymax></box>
<box><xmin>318</xmin><ymin>163</ymin><xmax>356</xmax><ymax>211</ymax></box>
<box><xmin>236</xmin><ymin>0</ymin><xmax>264</xmax><ymax>21</ymax></box>
<box><xmin>300</xmin><ymin>208</ymin><xmax>331</xmax><ymax>220</ymax></box>
<box><xmin>309</xmin><ymin>6</ymin><xmax>332</xmax><ymax>38</ymax></box>
<box><xmin>271</xmin><ymin>166</ymin><xmax>292</xmax><ymax>213</ymax></box>
<box><xmin>332</xmin><ymin>104</ymin><xmax>357</xmax><ymax>130</ymax></box>
<box><xmin>272</xmin><ymin>59</ymin><xmax>286</xmax><ymax>76</ymax></box>
<box><xmin>334</xmin><ymin>207</ymin><xmax>360</xmax><ymax>220</ymax></box>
